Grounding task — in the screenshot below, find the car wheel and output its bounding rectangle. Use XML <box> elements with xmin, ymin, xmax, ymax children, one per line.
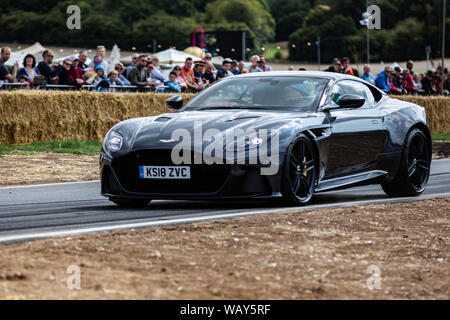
<box><xmin>281</xmin><ymin>134</ymin><xmax>317</xmax><ymax>206</ymax></box>
<box><xmin>381</xmin><ymin>128</ymin><xmax>431</xmax><ymax>197</ymax></box>
<box><xmin>109</xmin><ymin>197</ymin><xmax>151</xmax><ymax>207</ymax></box>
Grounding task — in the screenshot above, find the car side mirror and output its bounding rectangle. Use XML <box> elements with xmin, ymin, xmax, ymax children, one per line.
<box><xmin>338</xmin><ymin>94</ymin><xmax>365</xmax><ymax>108</ymax></box>
<box><xmin>166</xmin><ymin>95</ymin><xmax>184</xmax><ymax>110</ymax></box>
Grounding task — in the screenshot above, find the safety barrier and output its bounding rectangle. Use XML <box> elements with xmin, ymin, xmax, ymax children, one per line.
<box><xmin>0</xmin><ymin>91</ymin><xmax>448</xmax><ymax>144</ymax></box>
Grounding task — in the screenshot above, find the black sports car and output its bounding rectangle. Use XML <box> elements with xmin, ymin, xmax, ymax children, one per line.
<box><xmin>100</xmin><ymin>71</ymin><xmax>431</xmax><ymax>206</ymax></box>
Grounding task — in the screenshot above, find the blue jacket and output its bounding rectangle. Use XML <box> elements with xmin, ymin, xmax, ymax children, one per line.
<box><xmin>360</xmin><ymin>73</ymin><xmax>375</xmax><ymax>84</ymax></box>
<box><xmin>375</xmin><ymin>71</ymin><xmax>390</xmax><ymax>91</ymax></box>
<box><xmin>164</xmin><ymin>80</ymin><xmax>181</xmax><ymax>93</ymax></box>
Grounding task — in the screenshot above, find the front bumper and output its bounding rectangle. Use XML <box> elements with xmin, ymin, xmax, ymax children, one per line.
<box><xmin>100</xmin><ymin>149</ymin><xmax>284</xmax><ymax>200</ymax></box>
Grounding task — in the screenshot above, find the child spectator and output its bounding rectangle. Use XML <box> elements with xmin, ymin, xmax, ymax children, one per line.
<box><xmin>164</xmin><ymin>71</ymin><xmax>182</xmax><ymax>93</ymax></box>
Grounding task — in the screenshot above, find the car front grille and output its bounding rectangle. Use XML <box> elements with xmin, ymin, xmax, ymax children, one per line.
<box><xmin>112</xmin><ymin>149</ymin><xmax>229</xmax><ymax>194</ymax></box>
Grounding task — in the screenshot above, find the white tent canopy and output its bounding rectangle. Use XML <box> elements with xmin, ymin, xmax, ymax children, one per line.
<box><xmin>121</xmin><ymin>48</ymin><xmax>201</xmax><ymax>66</ymax></box>
<box><xmin>56</xmin><ymin>54</ymin><xmax>92</xmax><ymax>66</ymax></box>
<box><xmin>154</xmin><ymin>48</ymin><xmax>200</xmax><ymax>64</ymax></box>
<box><xmin>5</xmin><ymin>42</ymin><xmax>46</xmax><ymax>66</ymax></box>
<box><xmin>108</xmin><ymin>44</ymin><xmax>121</xmax><ymax>67</ymax></box>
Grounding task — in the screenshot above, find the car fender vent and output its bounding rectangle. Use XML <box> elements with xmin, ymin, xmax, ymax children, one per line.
<box><xmin>155</xmin><ymin>116</ymin><xmax>172</xmax><ymax>122</ymax></box>
<box><xmin>309</xmin><ymin>128</ymin><xmax>331</xmax><ymax>139</ymax></box>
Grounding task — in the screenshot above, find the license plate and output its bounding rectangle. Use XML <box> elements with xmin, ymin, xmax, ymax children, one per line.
<box><xmin>139</xmin><ymin>166</ymin><xmax>191</xmax><ymax>179</ymax></box>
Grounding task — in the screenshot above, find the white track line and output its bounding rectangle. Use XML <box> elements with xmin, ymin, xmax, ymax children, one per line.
<box><xmin>1</xmin><ymin>192</ymin><xmax>450</xmax><ymax>244</ymax></box>
<box><xmin>0</xmin><ymin>180</ymin><xmax>100</xmax><ymax>190</ymax></box>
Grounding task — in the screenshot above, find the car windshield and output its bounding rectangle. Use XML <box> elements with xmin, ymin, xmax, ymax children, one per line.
<box><xmin>183</xmin><ymin>76</ymin><xmax>329</xmax><ymax>112</ymax></box>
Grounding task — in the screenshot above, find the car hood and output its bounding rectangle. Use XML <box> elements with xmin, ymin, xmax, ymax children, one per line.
<box><xmin>114</xmin><ymin>109</ymin><xmax>323</xmax><ymax>151</ymax></box>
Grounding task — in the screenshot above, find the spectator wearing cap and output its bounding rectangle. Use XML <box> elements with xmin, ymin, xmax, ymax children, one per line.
<box><xmin>37</xmin><ymin>49</ymin><xmax>58</xmax><ymax>84</ymax></box>
<box><xmin>17</xmin><ymin>54</ymin><xmax>41</xmax><ymax>81</ymax></box>
<box><xmin>93</xmin><ymin>65</ymin><xmax>108</xmax><ymax>85</ymax></box>
<box><xmin>230</xmin><ymin>60</ymin><xmax>240</xmax><ymax>75</ymax></box>
<box><xmin>360</xmin><ymin>65</ymin><xmax>375</xmax><ymax>84</ymax></box>
<box><xmin>341</xmin><ymin>57</ymin><xmax>354</xmax><ymax>75</ymax></box>
<box><xmin>0</xmin><ymin>47</ymin><xmax>19</xmax><ymax>82</ymax></box>
<box><xmin>127</xmin><ymin>55</ymin><xmax>153</xmax><ymax>88</ymax></box>
<box><xmin>181</xmin><ymin>57</ymin><xmax>198</xmax><ymax>92</ymax></box>
<box><xmin>193</xmin><ymin>60</ymin><xmax>209</xmax><ymax>90</ymax></box>
<box><xmin>375</xmin><ymin>66</ymin><xmax>392</xmax><ymax>92</ymax></box>
<box><xmin>88</xmin><ymin>45</ymin><xmax>109</xmax><ymax>73</ymax></box>
<box><xmin>115</xmin><ymin>62</ymin><xmax>130</xmax><ymax>86</ymax></box>
<box><xmin>164</xmin><ymin>71</ymin><xmax>182</xmax><ymax>93</ymax></box>
<box><xmin>68</xmin><ymin>57</ymin><xmax>85</xmax><ymax>87</ymax></box>
<box><xmin>248</xmin><ymin>55</ymin><xmax>262</xmax><ymax>73</ymax></box>
<box><xmin>78</xmin><ymin>50</ymin><xmax>89</xmax><ymax>71</ymax></box>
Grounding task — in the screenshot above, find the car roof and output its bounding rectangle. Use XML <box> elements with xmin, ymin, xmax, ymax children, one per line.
<box><xmin>230</xmin><ymin>70</ymin><xmax>355</xmax><ymax>81</ymax></box>
<box><xmin>228</xmin><ymin>70</ymin><xmax>385</xmax><ymax>95</ymax></box>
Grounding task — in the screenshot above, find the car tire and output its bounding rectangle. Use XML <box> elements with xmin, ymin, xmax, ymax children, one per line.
<box><xmin>381</xmin><ymin>128</ymin><xmax>431</xmax><ymax>197</ymax></box>
<box><xmin>281</xmin><ymin>134</ymin><xmax>317</xmax><ymax>206</ymax></box>
<box><xmin>110</xmin><ymin>197</ymin><xmax>151</xmax><ymax>207</ymax></box>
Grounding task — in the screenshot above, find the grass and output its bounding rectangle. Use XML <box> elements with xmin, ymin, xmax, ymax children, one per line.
<box><xmin>0</xmin><ymin>134</ymin><xmax>448</xmax><ymax>157</ymax></box>
<box><xmin>263</xmin><ymin>42</ymin><xmax>289</xmax><ymax>61</ymax></box>
<box><xmin>0</xmin><ymin>140</ymin><xmax>102</xmax><ymax>156</ymax></box>
<box><xmin>432</xmin><ymin>133</ymin><xmax>450</xmax><ymax>141</ymax></box>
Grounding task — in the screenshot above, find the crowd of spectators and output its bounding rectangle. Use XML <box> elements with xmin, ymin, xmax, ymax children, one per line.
<box><xmin>322</xmin><ymin>57</ymin><xmax>450</xmax><ymax>96</ymax></box>
<box><xmin>0</xmin><ymin>45</ymin><xmax>273</xmax><ymax>93</ymax></box>
<box><xmin>1</xmin><ymin>45</ymin><xmax>449</xmax><ymax>95</ymax></box>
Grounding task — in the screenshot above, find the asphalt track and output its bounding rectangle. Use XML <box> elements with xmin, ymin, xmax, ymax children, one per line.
<box><xmin>0</xmin><ymin>159</ymin><xmax>449</xmax><ymax>244</ymax></box>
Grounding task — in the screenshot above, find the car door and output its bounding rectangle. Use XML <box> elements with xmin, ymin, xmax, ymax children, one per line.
<box><xmin>323</xmin><ymin>80</ymin><xmax>387</xmax><ymax>179</ymax></box>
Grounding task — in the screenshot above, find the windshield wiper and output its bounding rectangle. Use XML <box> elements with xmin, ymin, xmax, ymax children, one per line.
<box><xmin>195</xmin><ymin>106</ymin><xmax>270</xmax><ymax>110</ymax></box>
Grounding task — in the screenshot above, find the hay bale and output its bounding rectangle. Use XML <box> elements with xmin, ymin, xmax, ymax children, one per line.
<box><xmin>395</xmin><ymin>96</ymin><xmax>450</xmax><ymax>134</ymax></box>
<box><xmin>0</xmin><ymin>92</ymin><xmax>448</xmax><ymax>144</ymax></box>
<box><xmin>0</xmin><ymin>91</ymin><xmax>194</xmax><ymax>144</ymax></box>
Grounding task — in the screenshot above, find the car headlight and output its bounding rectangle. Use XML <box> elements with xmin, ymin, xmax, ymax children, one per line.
<box><xmin>224</xmin><ymin>130</ymin><xmax>276</xmax><ymax>151</ymax></box>
<box><xmin>105</xmin><ymin>131</ymin><xmax>123</xmax><ymax>152</ymax></box>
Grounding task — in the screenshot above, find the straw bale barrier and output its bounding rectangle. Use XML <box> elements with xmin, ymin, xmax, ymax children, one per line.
<box><xmin>0</xmin><ymin>91</ymin><xmax>194</xmax><ymax>144</ymax></box>
<box><xmin>0</xmin><ymin>91</ymin><xmax>448</xmax><ymax>144</ymax></box>
<box><xmin>394</xmin><ymin>96</ymin><xmax>450</xmax><ymax>134</ymax></box>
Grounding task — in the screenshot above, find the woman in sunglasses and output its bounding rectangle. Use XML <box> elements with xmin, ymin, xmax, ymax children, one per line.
<box><xmin>172</xmin><ymin>65</ymin><xmax>187</xmax><ymax>92</ymax></box>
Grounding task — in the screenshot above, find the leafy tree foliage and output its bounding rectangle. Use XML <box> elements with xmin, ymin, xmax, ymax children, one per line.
<box><xmin>0</xmin><ymin>0</ymin><xmax>448</xmax><ymax>62</ymax></box>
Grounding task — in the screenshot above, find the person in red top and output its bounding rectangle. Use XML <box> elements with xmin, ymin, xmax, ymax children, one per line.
<box><xmin>402</xmin><ymin>69</ymin><xmax>416</xmax><ymax>94</ymax></box>
<box><xmin>181</xmin><ymin>57</ymin><xmax>198</xmax><ymax>92</ymax></box>
<box><xmin>341</xmin><ymin>57</ymin><xmax>354</xmax><ymax>75</ymax></box>
<box><xmin>69</xmin><ymin>57</ymin><xmax>85</xmax><ymax>86</ymax></box>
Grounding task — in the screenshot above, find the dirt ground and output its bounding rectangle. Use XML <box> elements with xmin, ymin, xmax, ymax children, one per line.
<box><xmin>0</xmin><ymin>142</ymin><xmax>448</xmax><ymax>186</ymax></box>
<box><xmin>0</xmin><ymin>153</ymin><xmax>99</xmax><ymax>186</ymax></box>
<box><xmin>0</xmin><ymin>198</ymin><xmax>448</xmax><ymax>299</ymax></box>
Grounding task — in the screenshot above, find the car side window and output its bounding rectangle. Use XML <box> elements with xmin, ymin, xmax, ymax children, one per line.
<box><xmin>330</xmin><ymin>80</ymin><xmax>374</xmax><ymax>109</ymax></box>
